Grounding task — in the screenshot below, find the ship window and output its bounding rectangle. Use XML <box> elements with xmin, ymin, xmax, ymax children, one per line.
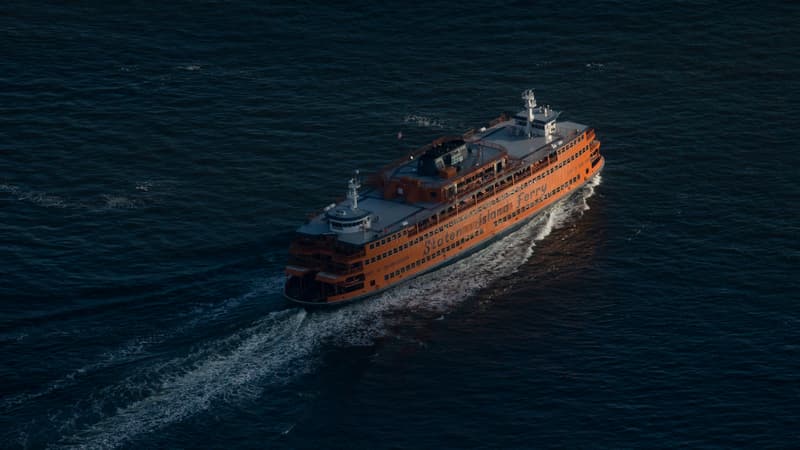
<box><xmin>369</xmin><ymin>244</ymin><xmax>374</xmax><ymax>249</ymax></box>
<box><xmin>384</xmin><ymin>275</ymin><xmax>389</xmax><ymax>281</ymax></box>
<box><xmin>380</xmin><ymin>239</ymin><xmax>386</xmax><ymax>245</ymax></box>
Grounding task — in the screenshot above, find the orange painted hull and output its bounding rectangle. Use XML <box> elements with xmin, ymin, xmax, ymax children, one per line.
<box><xmin>285</xmin><ymin>129</ymin><xmax>603</xmax><ymax>305</ymax></box>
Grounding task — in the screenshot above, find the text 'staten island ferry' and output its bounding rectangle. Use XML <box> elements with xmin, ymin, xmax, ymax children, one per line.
<box><xmin>284</xmin><ymin>90</ymin><xmax>604</xmax><ymax>305</ymax></box>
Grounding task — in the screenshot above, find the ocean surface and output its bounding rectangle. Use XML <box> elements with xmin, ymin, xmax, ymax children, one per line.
<box><xmin>2</xmin><ymin>1</ymin><xmax>799</xmax><ymax>448</ymax></box>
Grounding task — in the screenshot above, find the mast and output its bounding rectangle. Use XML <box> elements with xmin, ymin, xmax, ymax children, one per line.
<box><xmin>347</xmin><ymin>170</ymin><xmax>360</xmax><ymax>210</ymax></box>
<box><xmin>522</xmin><ymin>89</ymin><xmax>537</xmax><ymax>138</ymax></box>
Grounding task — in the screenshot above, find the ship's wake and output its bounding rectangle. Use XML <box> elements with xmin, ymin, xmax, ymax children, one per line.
<box><xmin>46</xmin><ymin>175</ymin><xmax>601</xmax><ymax>449</ymax></box>
<box><xmin>0</xmin><ymin>179</ymin><xmax>174</xmax><ymax>211</ymax></box>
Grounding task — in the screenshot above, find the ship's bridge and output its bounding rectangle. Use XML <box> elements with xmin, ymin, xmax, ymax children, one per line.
<box><xmin>320</xmin><ymin>172</ymin><xmax>375</xmax><ymax>235</ymax></box>
<box><xmin>325</xmin><ymin>205</ymin><xmax>371</xmax><ymax>233</ymax></box>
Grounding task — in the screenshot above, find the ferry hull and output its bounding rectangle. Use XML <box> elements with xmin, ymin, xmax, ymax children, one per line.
<box><xmin>285</xmin><ymin>158</ymin><xmax>604</xmax><ymax>307</ymax></box>
<box><xmin>284</xmin><ymin>91</ymin><xmax>604</xmax><ymax>306</ymax></box>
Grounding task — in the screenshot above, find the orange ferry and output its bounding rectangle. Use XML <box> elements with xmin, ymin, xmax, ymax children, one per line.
<box><xmin>284</xmin><ymin>90</ymin><xmax>604</xmax><ymax>305</ymax></box>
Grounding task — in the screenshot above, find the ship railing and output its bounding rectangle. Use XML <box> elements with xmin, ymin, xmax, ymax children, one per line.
<box><xmin>402</xmin><ymin>140</ymin><xmax>510</xmax><ymax>195</ymax></box>
<box><xmin>404</xmin><ymin>169</ymin><xmax>527</xmax><ymax>238</ymax></box>
<box><xmin>406</xmin><ymin>151</ymin><xmax>559</xmax><ymax>236</ymax></box>
<box><xmin>374</xmin><ymin>134</ymin><xmax>507</xmax><ymax>187</ymax></box>
<box><xmin>327</xmin><ymin>262</ymin><xmax>363</xmax><ymax>274</ymax></box>
<box><xmin>288</xmin><ymin>255</ymin><xmax>364</xmax><ymax>277</ymax></box>
<box><xmin>470</xmin><ymin>139</ymin><xmax>509</xmax><ymax>155</ymax></box>
<box><xmin>381</xmin><ymin>132</ymin><xmax>581</xmax><ymax>240</ymax></box>
<box><xmin>331</xmin><ymin>252</ymin><xmax>365</xmax><ymax>265</ymax></box>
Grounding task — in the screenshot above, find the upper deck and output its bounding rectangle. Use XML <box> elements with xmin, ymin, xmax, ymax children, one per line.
<box><xmin>295</xmin><ymin>91</ymin><xmax>590</xmax><ymax>247</ymax></box>
<box><xmin>482</xmin><ymin>117</ymin><xmax>587</xmax><ymax>162</ymax></box>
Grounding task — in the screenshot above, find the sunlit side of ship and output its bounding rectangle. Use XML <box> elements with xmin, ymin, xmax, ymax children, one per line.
<box><xmin>284</xmin><ymin>90</ymin><xmax>604</xmax><ymax>305</ymax></box>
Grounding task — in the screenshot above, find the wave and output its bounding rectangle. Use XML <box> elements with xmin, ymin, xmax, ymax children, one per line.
<box><xmin>0</xmin><ymin>276</ymin><xmax>283</xmax><ymax>416</ymax></box>
<box><xmin>99</xmin><ymin>194</ymin><xmax>144</xmax><ymax>210</ymax></box>
<box><xmin>403</xmin><ymin>114</ymin><xmax>447</xmax><ymax>129</ymax></box>
<box><xmin>0</xmin><ymin>179</ymin><xmax>174</xmax><ymax>212</ymax></box>
<box><xmin>54</xmin><ymin>176</ymin><xmax>601</xmax><ymax>449</ymax></box>
<box><xmin>0</xmin><ymin>183</ymin><xmax>69</xmax><ymax>209</ymax></box>
<box><xmin>62</xmin><ymin>309</ymin><xmax>310</xmax><ymax>449</ymax></box>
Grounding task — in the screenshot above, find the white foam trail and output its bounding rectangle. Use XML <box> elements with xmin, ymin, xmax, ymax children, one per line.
<box><xmin>0</xmin><ymin>183</ymin><xmax>68</xmax><ymax>209</ymax></box>
<box><xmin>63</xmin><ymin>176</ymin><xmax>602</xmax><ymax>449</ymax></box>
<box><xmin>0</xmin><ymin>180</ymin><xmax>174</xmax><ymax>211</ymax></box>
<box><xmin>0</xmin><ymin>333</ymin><xmax>168</xmax><ymax>414</ymax></box>
<box><xmin>66</xmin><ymin>309</ymin><xmax>311</xmax><ymax>449</ymax></box>
<box><xmin>403</xmin><ymin>114</ymin><xmax>446</xmax><ymax>129</ymax></box>
<box><xmin>0</xmin><ymin>276</ymin><xmax>284</xmax><ymax>415</ymax></box>
<box><xmin>380</xmin><ymin>174</ymin><xmax>602</xmax><ymax>312</ymax></box>
<box><xmin>100</xmin><ymin>194</ymin><xmax>142</xmax><ymax>209</ymax></box>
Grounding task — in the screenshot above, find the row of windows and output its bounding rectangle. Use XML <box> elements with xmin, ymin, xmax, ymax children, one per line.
<box><xmin>365</xmin><ymin>144</ymin><xmax>590</xmax><ymax>264</ymax></box>
<box><xmin>524</xmin><ymin>144</ymin><xmax>587</xmax><ymax>186</ymax></box>
<box><xmin>446</xmin><ymin>163</ymin><xmax>500</xmax><ymax>199</ymax></box>
<box><xmin>365</xmin><ymin>241</ymin><xmax>409</xmax><ymax>265</ymax></box>
<box><xmin>553</xmin><ymin>145</ymin><xmax>587</xmax><ymax>170</ymax></box>
<box><xmin>383</xmin><ymin>229</ymin><xmax>485</xmax><ymax>281</ymax></box>
<box><xmin>558</xmin><ymin>132</ymin><xmax>590</xmax><ymax>155</ymax></box>
<box><xmin>331</xmin><ymin>219</ymin><xmax>365</xmax><ymax>229</ymax></box>
<box><xmin>492</xmin><ymin>174</ymin><xmax>583</xmax><ymax>227</ymax></box>
<box><xmin>369</xmin><ymin>231</ymin><xmax>404</xmax><ymax>250</ymax></box>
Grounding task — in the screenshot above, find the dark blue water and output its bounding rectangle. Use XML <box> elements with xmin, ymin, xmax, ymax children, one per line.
<box><xmin>2</xmin><ymin>1</ymin><xmax>799</xmax><ymax>448</ymax></box>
